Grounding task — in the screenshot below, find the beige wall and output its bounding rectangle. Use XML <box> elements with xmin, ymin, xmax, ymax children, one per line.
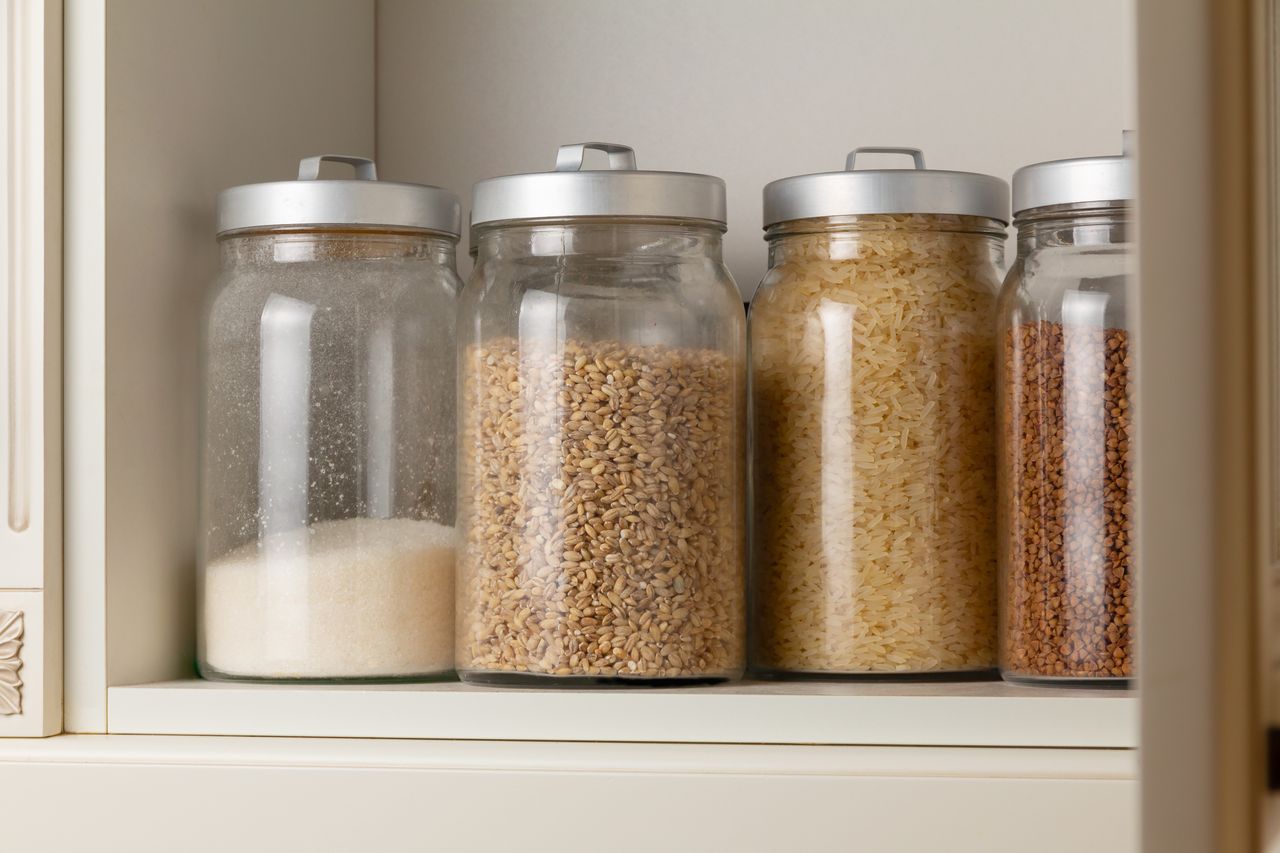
<box><xmin>376</xmin><ymin>0</ymin><xmax>1135</xmax><ymax>295</ymax></box>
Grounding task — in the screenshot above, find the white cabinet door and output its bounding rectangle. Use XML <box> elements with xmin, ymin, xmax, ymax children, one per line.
<box><xmin>1137</xmin><ymin>0</ymin><xmax>1270</xmax><ymax>849</ymax></box>
<box><xmin>0</xmin><ymin>0</ymin><xmax>61</xmax><ymax>738</ymax></box>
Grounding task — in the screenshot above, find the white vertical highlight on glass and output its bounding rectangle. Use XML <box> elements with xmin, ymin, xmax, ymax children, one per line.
<box><xmin>1061</xmin><ymin>289</ymin><xmax>1110</xmax><ymax>593</ymax></box>
<box><xmin>365</xmin><ymin>318</ymin><xmax>394</xmax><ymax>518</ymax></box>
<box><xmin>818</xmin><ymin>299</ymin><xmax>857</xmax><ymax>649</ymax></box>
<box><xmin>258</xmin><ymin>293</ymin><xmax>317</xmax><ymax>662</ymax></box>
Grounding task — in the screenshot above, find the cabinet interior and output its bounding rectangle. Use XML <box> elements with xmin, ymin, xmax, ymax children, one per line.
<box><xmin>76</xmin><ymin>0</ymin><xmax>1136</xmax><ymax>734</ymax></box>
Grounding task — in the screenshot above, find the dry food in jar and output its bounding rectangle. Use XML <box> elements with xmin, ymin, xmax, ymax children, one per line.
<box><xmin>1001</xmin><ymin>321</ymin><xmax>1134</xmax><ymax>678</ymax></box>
<box><xmin>457</xmin><ymin>337</ymin><xmax>745</xmax><ymax>681</ymax></box>
<box><xmin>203</xmin><ymin>518</ymin><xmax>456</xmax><ymax>679</ymax></box>
<box><xmin>751</xmin><ymin>216</ymin><xmax>1000</xmax><ymax>674</ymax></box>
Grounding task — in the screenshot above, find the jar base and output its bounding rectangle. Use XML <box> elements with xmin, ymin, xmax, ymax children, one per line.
<box><xmin>1000</xmin><ymin>672</ymin><xmax>1133</xmax><ymax>688</ymax></box>
<box><xmin>458</xmin><ymin>669</ymin><xmax>735</xmax><ymax>689</ymax></box>
<box><xmin>749</xmin><ymin>666</ymin><xmax>1000</xmax><ymax>683</ymax></box>
<box><xmin>198</xmin><ymin>661</ymin><xmax>457</xmax><ymax>685</ymax></box>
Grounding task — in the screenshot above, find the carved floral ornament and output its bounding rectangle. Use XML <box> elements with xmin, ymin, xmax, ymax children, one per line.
<box><xmin>0</xmin><ymin>610</ymin><xmax>23</xmax><ymax>715</ymax></box>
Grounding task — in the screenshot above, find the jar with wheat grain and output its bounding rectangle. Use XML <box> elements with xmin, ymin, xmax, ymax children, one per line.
<box><xmin>457</xmin><ymin>143</ymin><xmax>747</xmax><ymax>686</ymax></box>
<box><xmin>750</xmin><ymin>147</ymin><xmax>1008</xmax><ymax>677</ymax></box>
<box><xmin>997</xmin><ymin>137</ymin><xmax>1135</xmax><ymax>684</ymax></box>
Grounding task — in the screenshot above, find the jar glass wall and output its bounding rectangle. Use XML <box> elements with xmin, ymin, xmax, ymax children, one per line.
<box><xmin>997</xmin><ymin>203</ymin><xmax>1135</xmax><ymax>683</ymax></box>
<box><xmin>750</xmin><ymin>213</ymin><xmax>1004</xmax><ymax>676</ymax></box>
<box><xmin>456</xmin><ymin>219</ymin><xmax>747</xmax><ymax>685</ymax></box>
<box><xmin>198</xmin><ymin>227</ymin><xmax>461</xmax><ymax>681</ymax></box>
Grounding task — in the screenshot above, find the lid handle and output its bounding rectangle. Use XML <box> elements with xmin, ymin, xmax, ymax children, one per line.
<box><xmin>554</xmin><ymin>142</ymin><xmax>637</xmax><ymax>172</ymax></box>
<box><xmin>845</xmin><ymin>147</ymin><xmax>925</xmax><ymax>171</ymax></box>
<box><xmin>296</xmin><ymin>155</ymin><xmax>378</xmax><ymax>181</ymax></box>
<box><xmin>1122</xmin><ymin>130</ymin><xmax>1135</xmax><ymax>156</ymax></box>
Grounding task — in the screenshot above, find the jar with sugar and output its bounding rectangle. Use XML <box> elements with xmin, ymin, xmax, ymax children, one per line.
<box><xmin>198</xmin><ymin>155</ymin><xmax>462</xmax><ymax>681</ymax></box>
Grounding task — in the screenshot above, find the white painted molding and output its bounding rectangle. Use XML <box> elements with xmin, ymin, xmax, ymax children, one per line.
<box><xmin>62</xmin><ymin>0</ymin><xmax>106</xmax><ymax>734</ymax></box>
<box><xmin>0</xmin><ymin>610</ymin><xmax>24</xmax><ymax>715</ymax></box>
<box><xmin>0</xmin><ymin>735</ymin><xmax>1137</xmax><ymax>853</ymax></box>
<box><xmin>0</xmin><ymin>0</ymin><xmax>61</xmax><ymax>590</ymax></box>
<box><xmin>0</xmin><ymin>590</ymin><xmax>52</xmax><ymax>735</ymax></box>
<box><xmin>0</xmin><ymin>733</ymin><xmax>1138</xmax><ymax>779</ymax></box>
<box><xmin>0</xmin><ymin>0</ymin><xmax>62</xmax><ymax>740</ymax></box>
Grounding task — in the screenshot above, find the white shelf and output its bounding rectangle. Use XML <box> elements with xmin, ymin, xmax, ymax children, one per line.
<box><xmin>107</xmin><ymin>678</ymin><xmax>1136</xmax><ymax>748</ymax></box>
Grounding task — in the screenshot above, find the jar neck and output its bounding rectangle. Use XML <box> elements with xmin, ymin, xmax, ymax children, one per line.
<box><xmin>766</xmin><ymin>213</ymin><xmax>1007</xmax><ymax>240</ymax></box>
<box><xmin>1013</xmin><ymin>204</ymin><xmax>1131</xmax><ymax>253</ymax></box>
<box><xmin>473</xmin><ymin>220</ymin><xmax>725</xmax><ymax>262</ymax></box>
<box><xmin>764</xmin><ymin>214</ymin><xmax>1005</xmax><ymax>263</ymax></box>
<box><xmin>219</xmin><ymin>228</ymin><xmax>459</xmax><ymax>265</ymax></box>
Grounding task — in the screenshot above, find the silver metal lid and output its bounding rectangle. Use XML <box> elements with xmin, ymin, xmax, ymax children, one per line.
<box><xmin>470</xmin><ymin>142</ymin><xmax>727</xmax><ymax>227</ymax></box>
<box><xmin>217</xmin><ymin>155</ymin><xmax>462</xmax><ymax>237</ymax></box>
<box><xmin>1012</xmin><ymin>132</ymin><xmax>1135</xmax><ymax>216</ymax></box>
<box><xmin>763</xmin><ymin>147</ymin><xmax>1010</xmax><ymax>227</ymax></box>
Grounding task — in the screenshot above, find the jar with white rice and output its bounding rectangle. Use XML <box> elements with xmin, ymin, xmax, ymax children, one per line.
<box><xmin>749</xmin><ymin>147</ymin><xmax>1008</xmax><ymax>676</ymax></box>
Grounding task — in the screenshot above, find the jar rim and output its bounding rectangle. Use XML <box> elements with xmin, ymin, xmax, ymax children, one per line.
<box><xmin>468</xmin><ymin>217</ymin><xmax>728</xmax><ymax>259</ymax></box>
<box><xmin>1012</xmin><ymin>199</ymin><xmax>1131</xmax><ymax>225</ymax></box>
<box><xmin>764</xmin><ymin>213</ymin><xmax>1007</xmax><ymax>240</ymax></box>
<box><xmin>471</xmin><ymin>215</ymin><xmax>728</xmax><ymax>233</ymax></box>
<box><xmin>217</xmin><ymin>224</ymin><xmax>461</xmax><ymax>242</ymax></box>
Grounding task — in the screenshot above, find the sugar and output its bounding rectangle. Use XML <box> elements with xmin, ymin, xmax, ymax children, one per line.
<box><xmin>203</xmin><ymin>517</ymin><xmax>455</xmax><ymax>679</ymax></box>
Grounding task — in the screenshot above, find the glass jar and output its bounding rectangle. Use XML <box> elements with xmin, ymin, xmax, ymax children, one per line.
<box><xmin>750</xmin><ymin>148</ymin><xmax>1008</xmax><ymax>676</ymax></box>
<box><xmin>198</xmin><ymin>155</ymin><xmax>462</xmax><ymax>681</ymax></box>
<box><xmin>457</xmin><ymin>143</ymin><xmax>747</xmax><ymax>685</ymax></box>
<box><xmin>998</xmin><ymin>139</ymin><xmax>1135</xmax><ymax>684</ymax></box>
